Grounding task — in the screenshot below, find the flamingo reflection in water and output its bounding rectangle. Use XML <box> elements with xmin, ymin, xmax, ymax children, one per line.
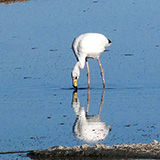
<box><xmin>72</xmin><ymin>89</ymin><xmax>112</xmax><ymax>143</ymax></box>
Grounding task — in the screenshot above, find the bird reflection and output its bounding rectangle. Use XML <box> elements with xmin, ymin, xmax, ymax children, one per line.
<box><xmin>72</xmin><ymin>89</ymin><xmax>112</xmax><ymax>143</ymax></box>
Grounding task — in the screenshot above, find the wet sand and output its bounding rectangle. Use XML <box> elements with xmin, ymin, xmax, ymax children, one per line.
<box><xmin>28</xmin><ymin>141</ymin><xmax>160</xmax><ymax>159</ymax></box>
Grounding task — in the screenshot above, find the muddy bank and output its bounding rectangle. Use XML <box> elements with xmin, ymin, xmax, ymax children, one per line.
<box><xmin>28</xmin><ymin>141</ymin><xmax>160</xmax><ymax>159</ymax></box>
<box><xmin>0</xmin><ymin>0</ymin><xmax>29</xmax><ymax>4</ymax></box>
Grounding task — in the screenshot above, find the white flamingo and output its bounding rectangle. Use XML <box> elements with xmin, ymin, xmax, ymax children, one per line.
<box><xmin>71</xmin><ymin>33</ymin><xmax>112</xmax><ymax>88</ymax></box>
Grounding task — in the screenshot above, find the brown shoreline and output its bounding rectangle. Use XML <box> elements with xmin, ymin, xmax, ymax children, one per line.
<box><xmin>0</xmin><ymin>0</ymin><xmax>29</xmax><ymax>4</ymax></box>
<box><xmin>27</xmin><ymin>141</ymin><xmax>160</xmax><ymax>159</ymax></box>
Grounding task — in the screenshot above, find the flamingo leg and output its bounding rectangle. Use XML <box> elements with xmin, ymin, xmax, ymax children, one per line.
<box><xmin>98</xmin><ymin>88</ymin><xmax>105</xmax><ymax>115</ymax></box>
<box><xmin>86</xmin><ymin>88</ymin><xmax>90</xmax><ymax>116</ymax></box>
<box><xmin>97</xmin><ymin>58</ymin><xmax>105</xmax><ymax>88</ymax></box>
<box><xmin>86</xmin><ymin>59</ymin><xmax>90</xmax><ymax>88</ymax></box>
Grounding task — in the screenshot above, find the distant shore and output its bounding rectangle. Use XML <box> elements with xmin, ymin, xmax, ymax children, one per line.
<box><xmin>0</xmin><ymin>0</ymin><xmax>29</xmax><ymax>4</ymax></box>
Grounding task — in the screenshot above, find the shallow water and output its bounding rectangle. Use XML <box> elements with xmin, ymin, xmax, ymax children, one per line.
<box><xmin>0</xmin><ymin>0</ymin><xmax>160</xmax><ymax>159</ymax></box>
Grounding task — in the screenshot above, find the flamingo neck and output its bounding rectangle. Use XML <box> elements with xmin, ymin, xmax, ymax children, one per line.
<box><xmin>72</xmin><ymin>62</ymin><xmax>80</xmax><ymax>79</ymax></box>
<box><xmin>78</xmin><ymin>57</ymin><xmax>85</xmax><ymax>69</ymax></box>
<box><xmin>72</xmin><ymin>58</ymin><xmax>86</xmax><ymax>80</ymax></box>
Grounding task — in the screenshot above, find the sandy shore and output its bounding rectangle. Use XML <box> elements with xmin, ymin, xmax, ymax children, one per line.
<box><xmin>28</xmin><ymin>140</ymin><xmax>160</xmax><ymax>159</ymax></box>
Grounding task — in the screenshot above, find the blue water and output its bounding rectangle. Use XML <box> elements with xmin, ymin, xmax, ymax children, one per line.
<box><xmin>0</xmin><ymin>0</ymin><xmax>160</xmax><ymax>159</ymax></box>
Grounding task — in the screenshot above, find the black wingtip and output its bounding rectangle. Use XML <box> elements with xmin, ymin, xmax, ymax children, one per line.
<box><xmin>108</xmin><ymin>39</ymin><xmax>112</xmax><ymax>44</ymax></box>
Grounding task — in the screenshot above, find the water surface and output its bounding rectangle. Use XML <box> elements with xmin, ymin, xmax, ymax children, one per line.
<box><xmin>0</xmin><ymin>0</ymin><xmax>160</xmax><ymax>159</ymax></box>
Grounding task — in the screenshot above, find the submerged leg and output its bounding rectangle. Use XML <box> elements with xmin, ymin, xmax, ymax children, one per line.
<box><xmin>97</xmin><ymin>58</ymin><xmax>105</xmax><ymax>88</ymax></box>
<box><xmin>98</xmin><ymin>88</ymin><xmax>105</xmax><ymax>115</ymax></box>
<box><xmin>86</xmin><ymin>59</ymin><xmax>90</xmax><ymax>88</ymax></box>
<box><xmin>86</xmin><ymin>88</ymin><xmax>90</xmax><ymax>116</ymax></box>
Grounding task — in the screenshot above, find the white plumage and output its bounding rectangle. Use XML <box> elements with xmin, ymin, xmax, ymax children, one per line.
<box><xmin>72</xmin><ymin>33</ymin><xmax>112</xmax><ymax>88</ymax></box>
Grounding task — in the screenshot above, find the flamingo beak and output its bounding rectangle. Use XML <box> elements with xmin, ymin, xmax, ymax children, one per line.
<box><xmin>73</xmin><ymin>91</ymin><xmax>77</xmax><ymax>100</ymax></box>
<box><xmin>73</xmin><ymin>79</ymin><xmax>77</xmax><ymax>88</ymax></box>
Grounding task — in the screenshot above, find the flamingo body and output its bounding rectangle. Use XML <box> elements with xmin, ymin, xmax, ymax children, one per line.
<box><xmin>72</xmin><ymin>33</ymin><xmax>112</xmax><ymax>88</ymax></box>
